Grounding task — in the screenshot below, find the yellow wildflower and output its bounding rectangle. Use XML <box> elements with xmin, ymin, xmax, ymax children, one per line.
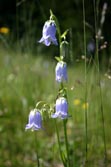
<box><xmin>73</xmin><ymin>99</ymin><xmax>81</xmax><ymax>106</ymax></box>
<box><xmin>82</xmin><ymin>102</ymin><xmax>89</xmax><ymax>110</ymax></box>
<box><xmin>0</xmin><ymin>27</ymin><xmax>9</xmax><ymax>34</ymax></box>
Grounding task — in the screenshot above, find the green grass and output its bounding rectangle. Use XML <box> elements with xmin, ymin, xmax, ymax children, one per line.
<box><xmin>0</xmin><ymin>46</ymin><xmax>111</xmax><ymax>167</ymax></box>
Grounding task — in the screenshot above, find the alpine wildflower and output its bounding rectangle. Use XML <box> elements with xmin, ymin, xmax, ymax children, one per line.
<box><xmin>51</xmin><ymin>97</ymin><xmax>69</xmax><ymax>119</ymax></box>
<box><xmin>55</xmin><ymin>61</ymin><xmax>67</xmax><ymax>83</ymax></box>
<box><xmin>38</xmin><ymin>20</ymin><xmax>58</xmax><ymax>46</ymax></box>
<box><xmin>25</xmin><ymin>109</ymin><xmax>42</xmax><ymax>131</ymax></box>
<box><xmin>0</xmin><ymin>27</ymin><xmax>9</xmax><ymax>34</ymax></box>
<box><xmin>73</xmin><ymin>99</ymin><xmax>81</xmax><ymax>106</ymax></box>
<box><xmin>82</xmin><ymin>102</ymin><xmax>89</xmax><ymax>110</ymax></box>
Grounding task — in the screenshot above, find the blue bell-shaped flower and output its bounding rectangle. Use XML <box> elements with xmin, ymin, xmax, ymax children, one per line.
<box><xmin>51</xmin><ymin>97</ymin><xmax>69</xmax><ymax>119</ymax></box>
<box><xmin>55</xmin><ymin>61</ymin><xmax>67</xmax><ymax>83</ymax></box>
<box><xmin>25</xmin><ymin>109</ymin><xmax>42</xmax><ymax>131</ymax></box>
<box><xmin>39</xmin><ymin>20</ymin><xmax>58</xmax><ymax>46</ymax></box>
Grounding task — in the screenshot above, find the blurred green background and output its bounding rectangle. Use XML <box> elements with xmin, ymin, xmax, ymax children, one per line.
<box><xmin>0</xmin><ymin>0</ymin><xmax>111</xmax><ymax>167</ymax></box>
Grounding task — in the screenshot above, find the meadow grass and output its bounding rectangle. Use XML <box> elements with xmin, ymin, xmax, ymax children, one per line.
<box><xmin>0</xmin><ymin>45</ymin><xmax>111</xmax><ymax>167</ymax></box>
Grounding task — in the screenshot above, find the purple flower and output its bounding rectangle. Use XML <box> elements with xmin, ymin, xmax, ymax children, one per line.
<box><xmin>51</xmin><ymin>97</ymin><xmax>68</xmax><ymax>119</ymax></box>
<box><xmin>55</xmin><ymin>61</ymin><xmax>67</xmax><ymax>83</ymax></box>
<box><xmin>38</xmin><ymin>20</ymin><xmax>58</xmax><ymax>46</ymax></box>
<box><xmin>25</xmin><ymin>109</ymin><xmax>42</xmax><ymax>131</ymax></box>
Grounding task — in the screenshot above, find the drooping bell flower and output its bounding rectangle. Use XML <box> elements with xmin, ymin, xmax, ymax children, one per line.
<box><xmin>55</xmin><ymin>61</ymin><xmax>67</xmax><ymax>83</ymax></box>
<box><xmin>25</xmin><ymin>109</ymin><xmax>42</xmax><ymax>131</ymax></box>
<box><xmin>51</xmin><ymin>97</ymin><xmax>68</xmax><ymax>119</ymax></box>
<box><xmin>38</xmin><ymin>20</ymin><xmax>58</xmax><ymax>46</ymax></box>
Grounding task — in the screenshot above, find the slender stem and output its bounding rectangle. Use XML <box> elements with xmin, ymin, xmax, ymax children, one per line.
<box><xmin>100</xmin><ymin>86</ymin><xmax>107</xmax><ymax>165</ymax></box>
<box><xmin>34</xmin><ymin>132</ymin><xmax>40</xmax><ymax>167</ymax></box>
<box><xmin>16</xmin><ymin>0</ymin><xmax>19</xmax><ymax>49</ymax></box>
<box><xmin>53</xmin><ymin>10</ymin><xmax>69</xmax><ymax>166</ymax></box>
<box><xmin>63</xmin><ymin>119</ymin><xmax>70</xmax><ymax>167</ymax></box>
<box><xmin>93</xmin><ymin>0</ymin><xmax>107</xmax><ymax>164</ymax></box>
<box><xmin>55</xmin><ymin>119</ymin><xmax>65</xmax><ymax>166</ymax></box>
<box><xmin>82</xmin><ymin>0</ymin><xmax>88</xmax><ymax>164</ymax></box>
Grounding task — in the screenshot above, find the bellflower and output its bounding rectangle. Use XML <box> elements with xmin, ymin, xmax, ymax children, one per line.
<box><xmin>51</xmin><ymin>97</ymin><xmax>68</xmax><ymax>119</ymax></box>
<box><xmin>38</xmin><ymin>20</ymin><xmax>58</xmax><ymax>46</ymax></box>
<box><xmin>55</xmin><ymin>61</ymin><xmax>67</xmax><ymax>83</ymax></box>
<box><xmin>25</xmin><ymin>109</ymin><xmax>42</xmax><ymax>131</ymax></box>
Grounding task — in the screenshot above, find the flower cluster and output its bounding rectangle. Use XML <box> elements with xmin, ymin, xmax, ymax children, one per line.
<box><xmin>73</xmin><ymin>98</ymin><xmax>89</xmax><ymax>110</ymax></box>
<box><xmin>25</xmin><ymin>12</ymin><xmax>69</xmax><ymax>131</ymax></box>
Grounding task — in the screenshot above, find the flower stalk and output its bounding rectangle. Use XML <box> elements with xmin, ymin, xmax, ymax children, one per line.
<box><xmin>34</xmin><ymin>132</ymin><xmax>40</xmax><ymax>167</ymax></box>
<box><xmin>63</xmin><ymin>119</ymin><xmax>70</xmax><ymax>167</ymax></box>
<box><xmin>82</xmin><ymin>0</ymin><xmax>88</xmax><ymax>164</ymax></box>
<box><xmin>26</xmin><ymin>10</ymin><xmax>70</xmax><ymax>167</ymax></box>
<box><xmin>50</xmin><ymin>11</ymin><xmax>70</xmax><ymax>166</ymax></box>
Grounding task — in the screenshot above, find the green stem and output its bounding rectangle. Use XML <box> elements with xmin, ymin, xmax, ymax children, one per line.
<box><xmin>54</xmin><ymin>119</ymin><xmax>66</xmax><ymax>166</ymax></box>
<box><xmin>60</xmin><ymin>82</ymin><xmax>64</xmax><ymax>89</ymax></box>
<box><xmin>100</xmin><ymin>86</ymin><xmax>107</xmax><ymax>165</ymax></box>
<box><xmin>93</xmin><ymin>0</ymin><xmax>107</xmax><ymax>164</ymax></box>
<box><xmin>34</xmin><ymin>132</ymin><xmax>40</xmax><ymax>167</ymax></box>
<box><xmin>51</xmin><ymin>9</ymin><xmax>70</xmax><ymax>166</ymax></box>
<box><xmin>63</xmin><ymin>119</ymin><xmax>70</xmax><ymax>167</ymax></box>
<box><xmin>83</xmin><ymin>0</ymin><xmax>88</xmax><ymax>164</ymax></box>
